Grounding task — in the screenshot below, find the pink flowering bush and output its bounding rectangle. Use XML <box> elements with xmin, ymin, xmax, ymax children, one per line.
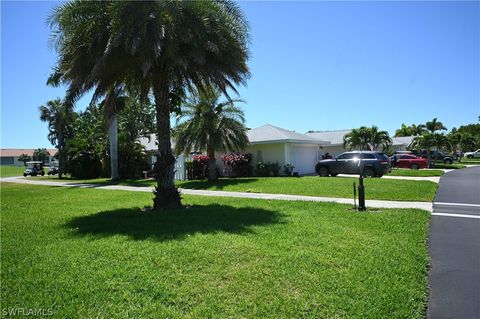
<box><xmin>186</xmin><ymin>155</ymin><xmax>213</xmax><ymax>179</ymax></box>
<box><xmin>222</xmin><ymin>153</ymin><xmax>252</xmax><ymax>177</ymax></box>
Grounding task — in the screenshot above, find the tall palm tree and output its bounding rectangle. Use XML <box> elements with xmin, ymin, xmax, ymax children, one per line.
<box><xmin>173</xmin><ymin>86</ymin><xmax>249</xmax><ymax>181</ymax></box>
<box><xmin>426</xmin><ymin>118</ymin><xmax>447</xmax><ymax>133</ymax></box>
<box><xmin>39</xmin><ymin>98</ymin><xmax>76</xmax><ymax>178</ymax></box>
<box><xmin>99</xmin><ymin>87</ymin><xmax>129</xmax><ymax>180</ymax></box>
<box><xmin>49</xmin><ymin>1</ymin><xmax>250</xmax><ymax>209</ymax></box>
<box><xmin>343</xmin><ymin>126</ymin><xmax>391</xmax><ymax>151</ymax></box>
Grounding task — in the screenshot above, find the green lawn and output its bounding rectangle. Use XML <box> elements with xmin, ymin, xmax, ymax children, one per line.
<box><xmin>1</xmin><ymin>183</ymin><xmax>429</xmax><ymax>318</ymax></box>
<box><xmin>389</xmin><ymin>169</ymin><xmax>444</xmax><ymax>177</ymax></box>
<box><xmin>27</xmin><ymin>175</ymin><xmax>438</xmax><ymax>202</ymax></box>
<box><xmin>0</xmin><ymin>165</ymin><xmax>26</xmax><ymax>177</ymax></box>
<box><xmin>461</xmin><ymin>158</ymin><xmax>480</xmax><ymax>164</ymax></box>
<box><xmin>431</xmin><ymin>163</ymin><xmax>466</xmax><ymax>169</ymax></box>
<box><xmin>176</xmin><ymin>177</ymin><xmax>437</xmax><ymax>202</ymax></box>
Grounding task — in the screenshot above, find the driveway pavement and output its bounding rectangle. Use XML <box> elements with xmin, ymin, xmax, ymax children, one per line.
<box><xmin>428</xmin><ymin>167</ymin><xmax>480</xmax><ymax>319</ymax></box>
<box><xmin>1</xmin><ymin>176</ymin><xmax>433</xmax><ymax>211</ymax></box>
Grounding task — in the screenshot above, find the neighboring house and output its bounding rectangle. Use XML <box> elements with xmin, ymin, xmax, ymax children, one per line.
<box><xmin>0</xmin><ymin>149</ymin><xmax>58</xmax><ymax>166</ymax></box>
<box><xmin>305</xmin><ymin>130</ymin><xmax>414</xmax><ymax>155</ymax></box>
<box><xmin>139</xmin><ymin>124</ymin><xmax>415</xmax><ymax>176</ymax></box>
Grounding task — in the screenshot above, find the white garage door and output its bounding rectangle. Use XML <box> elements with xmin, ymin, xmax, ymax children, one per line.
<box><xmin>291</xmin><ymin>145</ymin><xmax>319</xmax><ymax>175</ymax></box>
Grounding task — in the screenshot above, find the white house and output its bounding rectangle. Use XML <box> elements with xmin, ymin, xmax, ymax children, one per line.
<box><xmin>243</xmin><ymin>124</ymin><xmax>328</xmax><ymax>175</ymax></box>
<box><xmin>0</xmin><ymin>149</ymin><xmax>57</xmax><ymax>166</ymax></box>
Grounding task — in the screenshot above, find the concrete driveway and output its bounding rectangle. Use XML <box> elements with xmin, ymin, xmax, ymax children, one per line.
<box><xmin>428</xmin><ymin>167</ymin><xmax>480</xmax><ymax>319</ymax></box>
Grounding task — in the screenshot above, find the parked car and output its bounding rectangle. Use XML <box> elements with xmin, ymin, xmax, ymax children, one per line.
<box><xmin>419</xmin><ymin>150</ymin><xmax>457</xmax><ymax>164</ymax></box>
<box><xmin>315</xmin><ymin>151</ymin><xmax>390</xmax><ymax>177</ymax></box>
<box><xmin>23</xmin><ymin>161</ymin><xmax>45</xmax><ymax>177</ymax></box>
<box><xmin>464</xmin><ymin>149</ymin><xmax>480</xmax><ymax>159</ymax></box>
<box><xmin>392</xmin><ymin>154</ymin><xmax>429</xmax><ymax>169</ymax></box>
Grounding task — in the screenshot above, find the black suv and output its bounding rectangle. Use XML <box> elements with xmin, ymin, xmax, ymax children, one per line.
<box><xmin>418</xmin><ymin>150</ymin><xmax>456</xmax><ymax>164</ymax></box>
<box><xmin>315</xmin><ymin>151</ymin><xmax>391</xmax><ymax>177</ymax></box>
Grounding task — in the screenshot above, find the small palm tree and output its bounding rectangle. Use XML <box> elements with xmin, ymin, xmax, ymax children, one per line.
<box><xmin>343</xmin><ymin>126</ymin><xmax>391</xmax><ymax>151</ymax></box>
<box><xmin>173</xmin><ymin>86</ymin><xmax>249</xmax><ymax>181</ymax></box>
<box><xmin>394</xmin><ymin>124</ymin><xmax>412</xmax><ymax>137</ymax></box>
<box><xmin>18</xmin><ymin>154</ymin><xmax>31</xmax><ymax>166</ymax></box>
<box><xmin>409</xmin><ymin>124</ymin><xmax>427</xmax><ymax>136</ymax></box>
<box><xmin>426</xmin><ymin>118</ymin><xmax>447</xmax><ymax>133</ymax></box>
<box><xmin>412</xmin><ymin>133</ymin><xmax>436</xmax><ymax>167</ymax></box>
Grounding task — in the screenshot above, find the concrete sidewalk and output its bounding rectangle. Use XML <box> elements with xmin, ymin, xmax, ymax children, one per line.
<box><xmin>1</xmin><ymin>176</ymin><xmax>433</xmax><ymax>211</ymax></box>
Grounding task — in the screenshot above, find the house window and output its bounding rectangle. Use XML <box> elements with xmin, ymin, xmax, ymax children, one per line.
<box><xmin>1</xmin><ymin>157</ymin><xmax>14</xmax><ymax>165</ymax></box>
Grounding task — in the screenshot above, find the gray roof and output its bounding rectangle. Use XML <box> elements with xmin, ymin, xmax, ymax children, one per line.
<box><xmin>247</xmin><ymin>124</ymin><xmax>328</xmax><ymax>145</ymax></box>
<box><xmin>306</xmin><ymin>130</ymin><xmax>415</xmax><ymax>147</ymax></box>
<box><xmin>391</xmin><ymin>136</ymin><xmax>415</xmax><ymax>146</ymax></box>
<box><xmin>305</xmin><ymin>129</ymin><xmax>352</xmax><ymax>145</ymax></box>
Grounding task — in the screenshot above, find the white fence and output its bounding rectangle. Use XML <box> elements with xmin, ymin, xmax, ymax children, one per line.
<box><xmin>150</xmin><ymin>154</ymin><xmax>185</xmax><ymax>181</ymax></box>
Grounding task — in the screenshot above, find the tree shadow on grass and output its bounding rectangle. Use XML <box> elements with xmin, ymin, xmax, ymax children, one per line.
<box><xmin>177</xmin><ymin>178</ymin><xmax>259</xmax><ymax>191</ymax></box>
<box><xmin>65</xmin><ymin>204</ymin><xmax>282</xmax><ymax>241</ymax></box>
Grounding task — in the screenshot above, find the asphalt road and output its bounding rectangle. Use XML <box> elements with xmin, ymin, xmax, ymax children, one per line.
<box><xmin>428</xmin><ymin>166</ymin><xmax>480</xmax><ymax>319</ymax></box>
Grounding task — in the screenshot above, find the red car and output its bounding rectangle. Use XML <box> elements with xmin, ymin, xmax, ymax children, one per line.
<box><xmin>393</xmin><ymin>154</ymin><xmax>429</xmax><ymax>169</ymax></box>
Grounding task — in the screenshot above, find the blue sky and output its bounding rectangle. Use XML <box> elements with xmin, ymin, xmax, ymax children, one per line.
<box><xmin>2</xmin><ymin>1</ymin><xmax>479</xmax><ymax>148</ymax></box>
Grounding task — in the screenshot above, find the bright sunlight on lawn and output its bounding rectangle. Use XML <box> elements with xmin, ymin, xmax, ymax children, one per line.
<box><xmin>26</xmin><ymin>176</ymin><xmax>438</xmax><ymax>202</ymax></box>
<box><xmin>0</xmin><ymin>165</ymin><xmax>27</xmax><ymax>177</ymax></box>
<box><xmin>1</xmin><ymin>183</ymin><xmax>429</xmax><ymax>318</ymax></box>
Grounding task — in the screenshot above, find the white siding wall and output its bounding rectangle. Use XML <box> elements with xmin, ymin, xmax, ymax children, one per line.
<box><xmin>244</xmin><ymin>143</ymin><xmax>287</xmax><ymax>169</ymax></box>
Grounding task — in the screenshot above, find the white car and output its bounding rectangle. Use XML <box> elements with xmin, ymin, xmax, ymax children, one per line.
<box><xmin>464</xmin><ymin>149</ymin><xmax>480</xmax><ymax>158</ymax></box>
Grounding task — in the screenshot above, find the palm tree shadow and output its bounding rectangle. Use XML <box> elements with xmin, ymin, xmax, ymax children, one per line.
<box><xmin>65</xmin><ymin>204</ymin><xmax>282</xmax><ymax>241</ymax></box>
<box><xmin>178</xmin><ymin>178</ymin><xmax>259</xmax><ymax>190</ymax></box>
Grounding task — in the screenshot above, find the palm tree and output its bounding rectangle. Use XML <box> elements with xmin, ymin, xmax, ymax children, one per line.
<box><xmin>412</xmin><ymin>132</ymin><xmax>436</xmax><ymax>167</ymax></box>
<box><xmin>49</xmin><ymin>1</ymin><xmax>250</xmax><ymax>209</ymax></box>
<box><xmin>18</xmin><ymin>154</ymin><xmax>31</xmax><ymax>166</ymax></box>
<box><xmin>426</xmin><ymin>118</ymin><xmax>447</xmax><ymax>133</ymax></box>
<box><xmin>343</xmin><ymin>126</ymin><xmax>391</xmax><ymax>151</ymax></box>
<box><xmin>39</xmin><ymin>99</ymin><xmax>76</xmax><ymax>178</ymax></box>
<box><xmin>173</xmin><ymin>86</ymin><xmax>249</xmax><ymax>181</ymax></box>
<box><xmin>99</xmin><ymin>87</ymin><xmax>129</xmax><ymax>180</ymax></box>
<box><xmin>409</xmin><ymin>124</ymin><xmax>427</xmax><ymax>136</ymax></box>
<box><xmin>394</xmin><ymin>123</ymin><xmax>412</xmax><ymax>137</ymax></box>
<box><xmin>32</xmin><ymin>148</ymin><xmax>51</xmax><ymax>165</ymax></box>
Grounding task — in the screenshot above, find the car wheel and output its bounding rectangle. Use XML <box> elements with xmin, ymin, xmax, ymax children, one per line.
<box><xmin>411</xmin><ymin>164</ymin><xmax>419</xmax><ymax>170</ymax></box>
<box><xmin>31</xmin><ymin>173</ymin><xmax>37</xmax><ymax>177</ymax></box>
<box><xmin>330</xmin><ymin>173</ymin><xmax>338</xmax><ymax>177</ymax></box>
<box><xmin>41</xmin><ymin>171</ymin><xmax>45</xmax><ymax>176</ymax></box>
<box><xmin>23</xmin><ymin>173</ymin><xmax>27</xmax><ymax>177</ymax></box>
<box><xmin>443</xmin><ymin>158</ymin><xmax>453</xmax><ymax>165</ymax></box>
<box><xmin>376</xmin><ymin>174</ymin><xmax>383</xmax><ymax>178</ymax></box>
<box><xmin>317</xmin><ymin>166</ymin><xmax>330</xmax><ymax>177</ymax></box>
<box><xmin>363</xmin><ymin>167</ymin><xmax>375</xmax><ymax>177</ymax></box>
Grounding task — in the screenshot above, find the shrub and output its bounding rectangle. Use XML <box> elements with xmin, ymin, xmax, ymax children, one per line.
<box><xmin>222</xmin><ymin>153</ymin><xmax>253</xmax><ymax>177</ymax></box>
<box><xmin>69</xmin><ymin>152</ymin><xmax>103</xmax><ymax>179</ymax></box>
<box><xmin>270</xmin><ymin>162</ymin><xmax>280</xmax><ymax>177</ymax></box>
<box><xmin>117</xmin><ymin>141</ymin><xmax>150</xmax><ymax>179</ymax></box>
<box><xmin>256</xmin><ymin>162</ymin><xmax>270</xmax><ymax>177</ymax></box>
<box><xmin>284</xmin><ymin>163</ymin><xmax>295</xmax><ymax>176</ymax></box>
<box><xmin>186</xmin><ymin>155</ymin><xmax>211</xmax><ymax>180</ymax></box>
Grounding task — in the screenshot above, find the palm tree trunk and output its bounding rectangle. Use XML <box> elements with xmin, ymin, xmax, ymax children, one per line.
<box><xmin>108</xmin><ymin>114</ymin><xmax>119</xmax><ymax>180</ymax></box>
<box><xmin>152</xmin><ymin>72</ymin><xmax>182</xmax><ymax>210</ymax></box>
<box><xmin>58</xmin><ymin>133</ymin><xmax>63</xmax><ymax>179</ymax></box>
<box><xmin>207</xmin><ymin>144</ymin><xmax>217</xmax><ymax>181</ymax></box>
